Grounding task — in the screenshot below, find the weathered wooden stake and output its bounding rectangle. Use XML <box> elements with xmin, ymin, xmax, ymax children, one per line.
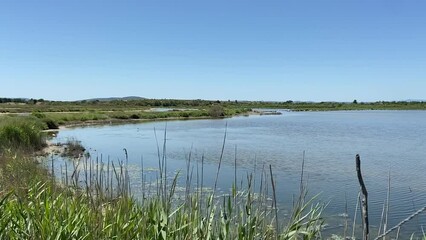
<box><xmin>356</xmin><ymin>154</ymin><xmax>369</xmax><ymax>240</ymax></box>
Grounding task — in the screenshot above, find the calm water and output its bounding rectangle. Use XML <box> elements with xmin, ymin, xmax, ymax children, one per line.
<box><xmin>52</xmin><ymin>110</ymin><xmax>426</xmax><ymax>237</ymax></box>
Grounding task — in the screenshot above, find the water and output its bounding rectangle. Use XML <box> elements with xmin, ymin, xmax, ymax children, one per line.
<box><xmin>51</xmin><ymin>110</ymin><xmax>426</xmax><ymax>238</ymax></box>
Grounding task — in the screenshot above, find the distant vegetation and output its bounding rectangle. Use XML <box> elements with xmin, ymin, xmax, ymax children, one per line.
<box><xmin>1</xmin><ymin>98</ymin><xmax>424</xmax><ymax>129</ymax></box>
<box><xmin>0</xmin><ymin>98</ymin><xmax>44</xmax><ymax>104</ymax></box>
<box><xmin>1</xmin><ymin>97</ymin><xmax>425</xmax><ymax>113</ymax></box>
<box><xmin>0</xmin><ymin>98</ymin><xmax>256</xmax><ymax>128</ymax></box>
<box><xmin>0</xmin><ymin>98</ymin><xmax>423</xmax><ymax>148</ymax></box>
<box><xmin>83</xmin><ymin>96</ymin><xmax>146</xmax><ymax>102</ymax></box>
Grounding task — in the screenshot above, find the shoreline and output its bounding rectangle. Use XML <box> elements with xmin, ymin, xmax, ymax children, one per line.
<box><xmin>47</xmin><ymin>110</ymin><xmax>269</xmax><ymax>130</ymax></box>
<box><xmin>58</xmin><ymin>116</ymin><xmax>224</xmax><ymax>129</ymax></box>
<box><xmin>39</xmin><ymin>109</ymin><xmax>277</xmax><ymax>155</ymax></box>
<box><xmin>38</xmin><ymin>108</ymin><xmax>423</xmax><ymax>131</ymax></box>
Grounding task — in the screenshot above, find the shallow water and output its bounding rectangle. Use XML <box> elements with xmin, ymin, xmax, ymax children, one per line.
<box><xmin>52</xmin><ymin>110</ymin><xmax>426</xmax><ymax>238</ymax></box>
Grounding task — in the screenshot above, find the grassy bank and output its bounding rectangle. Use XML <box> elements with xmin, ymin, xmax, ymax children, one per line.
<box><xmin>0</xmin><ymin>170</ymin><xmax>323</xmax><ymax>239</ymax></box>
<box><xmin>0</xmin><ymin>116</ymin><xmax>51</xmax><ymax>193</ymax></box>
<box><xmin>0</xmin><ymin>116</ymin><xmax>47</xmax><ymax>152</ymax></box>
<box><xmin>32</xmin><ymin>110</ymin><xmax>218</xmax><ymax>128</ymax></box>
<box><xmin>4</xmin><ymin>105</ymin><xmax>250</xmax><ymax>129</ymax></box>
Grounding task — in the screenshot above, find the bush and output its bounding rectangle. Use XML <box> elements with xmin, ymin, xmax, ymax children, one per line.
<box><xmin>208</xmin><ymin>105</ymin><xmax>225</xmax><ymax>118</ymax></box>
<box><xmin>180</xmin><ymin>112</ymin><xmax>190</xmax><ymax>118</ymax></box>
<box><xmin>31</xmin><ymin>112</ymin><xmax>46</xmax><ymax>119</ymax></box>
<box><xmin>109</xmin><ymin>112</ymin><xmax>130</xmax><ymax>119</ymax></box>
<box><xmin>31</xmin><ymin>112</ymin><xmax>59</xmax><ymax>129</ymax></box>
<box><xmin>130</xmin><ymin>114</ymin><xmax>140</xmax><ymax>119</ymax></box>
<box><xmin>42</xmin><ymin>118</ymin><xmax>59</xmax><ymax>129</ymax></box>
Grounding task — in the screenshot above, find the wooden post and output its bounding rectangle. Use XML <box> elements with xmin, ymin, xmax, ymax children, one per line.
<box><xmin>356</xmin><ymin>154</ymin><xmax>369</xmax><ymax>240</ymax></box>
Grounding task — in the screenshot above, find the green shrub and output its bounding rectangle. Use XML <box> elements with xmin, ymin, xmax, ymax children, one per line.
<box><xmin>209</xmin><ymin>105</ymin><xmax>225</xmax><ymax>118</ymax></box>
<box><xmin>41</xmin><ymin>118</ymin><xmax>59</xmax><ymax>129</ymax></box>
<box><xmin>31</xmin><ymin>112</ymin><xmax>59</xmax><ymax>129</ymax></box>
<box><xmin>31</xmin><ymin>112</ymin><xmax>46</xmax><ymax>119</ymax></box>
<box><xmin>180</xmin><ymin>112</ymin><xmax>190</xmax><ymax>118</ymax></box>
<box><xmin>130</xmin><ymin>114</ymin><xmax>140</xmax><ymax>119</ymax></box>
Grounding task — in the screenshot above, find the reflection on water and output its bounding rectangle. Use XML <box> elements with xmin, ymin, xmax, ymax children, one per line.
<box><xmin>49</xmin><ymin>110</ymin><xmax>426</xmax><ymax>238</ymax></box>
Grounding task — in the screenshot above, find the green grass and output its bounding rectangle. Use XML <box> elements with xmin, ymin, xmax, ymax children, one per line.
<box><xmin>0</xmin><ymin>152</ymin><xmax>325</xmax><ymax>239</ymax></box>
<box><xmin>0</xmin><ymin>154</ymin><xmax>51</xmax><ymax>196</ymax></box>
<box><xmin>32</xmin><ymin>108</ymin><xmax>229</xmax><ymax>126</ymax></box>
<box><xmin>0</xmin><ymin>116</ymin><xmax>49</xmax><ymax>195</ymax></box>
<box><xmin>0</xmin><ymin>168</ymin><xmax>324</xmax><ymax>240</ymax></box>
<box><xmin>40</xmin><ymin>112</ymin><xmax>109</xmax><ymax>125</ymax></box>
<box><xmin>0</xmin><ymin>116</ymin><xmax>46</xmax><ymax>153</ymax></box>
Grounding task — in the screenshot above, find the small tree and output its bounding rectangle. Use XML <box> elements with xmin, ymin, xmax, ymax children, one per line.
<box><xmin>353</xmin><ymin>99</ymin><xmax>358</xmax><ymax>104</ymax></box>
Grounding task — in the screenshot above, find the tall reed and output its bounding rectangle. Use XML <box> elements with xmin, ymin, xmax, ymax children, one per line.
<box><xmin>1</xmin><ymin>126</ymin><xmax>325</xmax><ymax>239</ymax></box>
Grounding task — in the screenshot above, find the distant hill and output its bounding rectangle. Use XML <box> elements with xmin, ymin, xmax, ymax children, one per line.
<box><xmin>84</xmin><ymin>96</ymin><xmax>146</xmax><ymax>102</ymax></box>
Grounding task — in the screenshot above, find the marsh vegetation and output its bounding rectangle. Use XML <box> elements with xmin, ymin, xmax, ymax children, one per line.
<box><xmin>0</xmin><ymin>116</ymin><xmax>325</xmax><ymax>239</ymax></box>
<box><xmin>1</xmin><ymin>109</ymin><xmax>426</xmax><ymax>239</ymax></box>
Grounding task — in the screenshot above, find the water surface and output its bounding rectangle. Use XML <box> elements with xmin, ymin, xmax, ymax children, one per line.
<box><xmin>52</xmin><ymin>110</ymin><xmax>426</xmax><ymax>237</ymax></box>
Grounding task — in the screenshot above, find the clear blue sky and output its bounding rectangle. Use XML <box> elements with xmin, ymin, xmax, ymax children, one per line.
<box><xmin>1</xmin><ymin>0</ymin><xmax>425</xmax><ymax>102</ymax></box>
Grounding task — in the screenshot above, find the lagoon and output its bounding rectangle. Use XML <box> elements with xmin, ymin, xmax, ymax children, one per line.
<box><xmin>52</xmin><ymin>110</ymin><xmax>426</xmax><ymax>237</ymax></box>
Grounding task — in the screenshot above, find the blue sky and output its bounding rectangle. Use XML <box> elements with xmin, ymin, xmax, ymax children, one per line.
<box><xmin>1</xmin><ymin>0</ymin><xmax>425</xmax><ymax>102</ymax></box>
